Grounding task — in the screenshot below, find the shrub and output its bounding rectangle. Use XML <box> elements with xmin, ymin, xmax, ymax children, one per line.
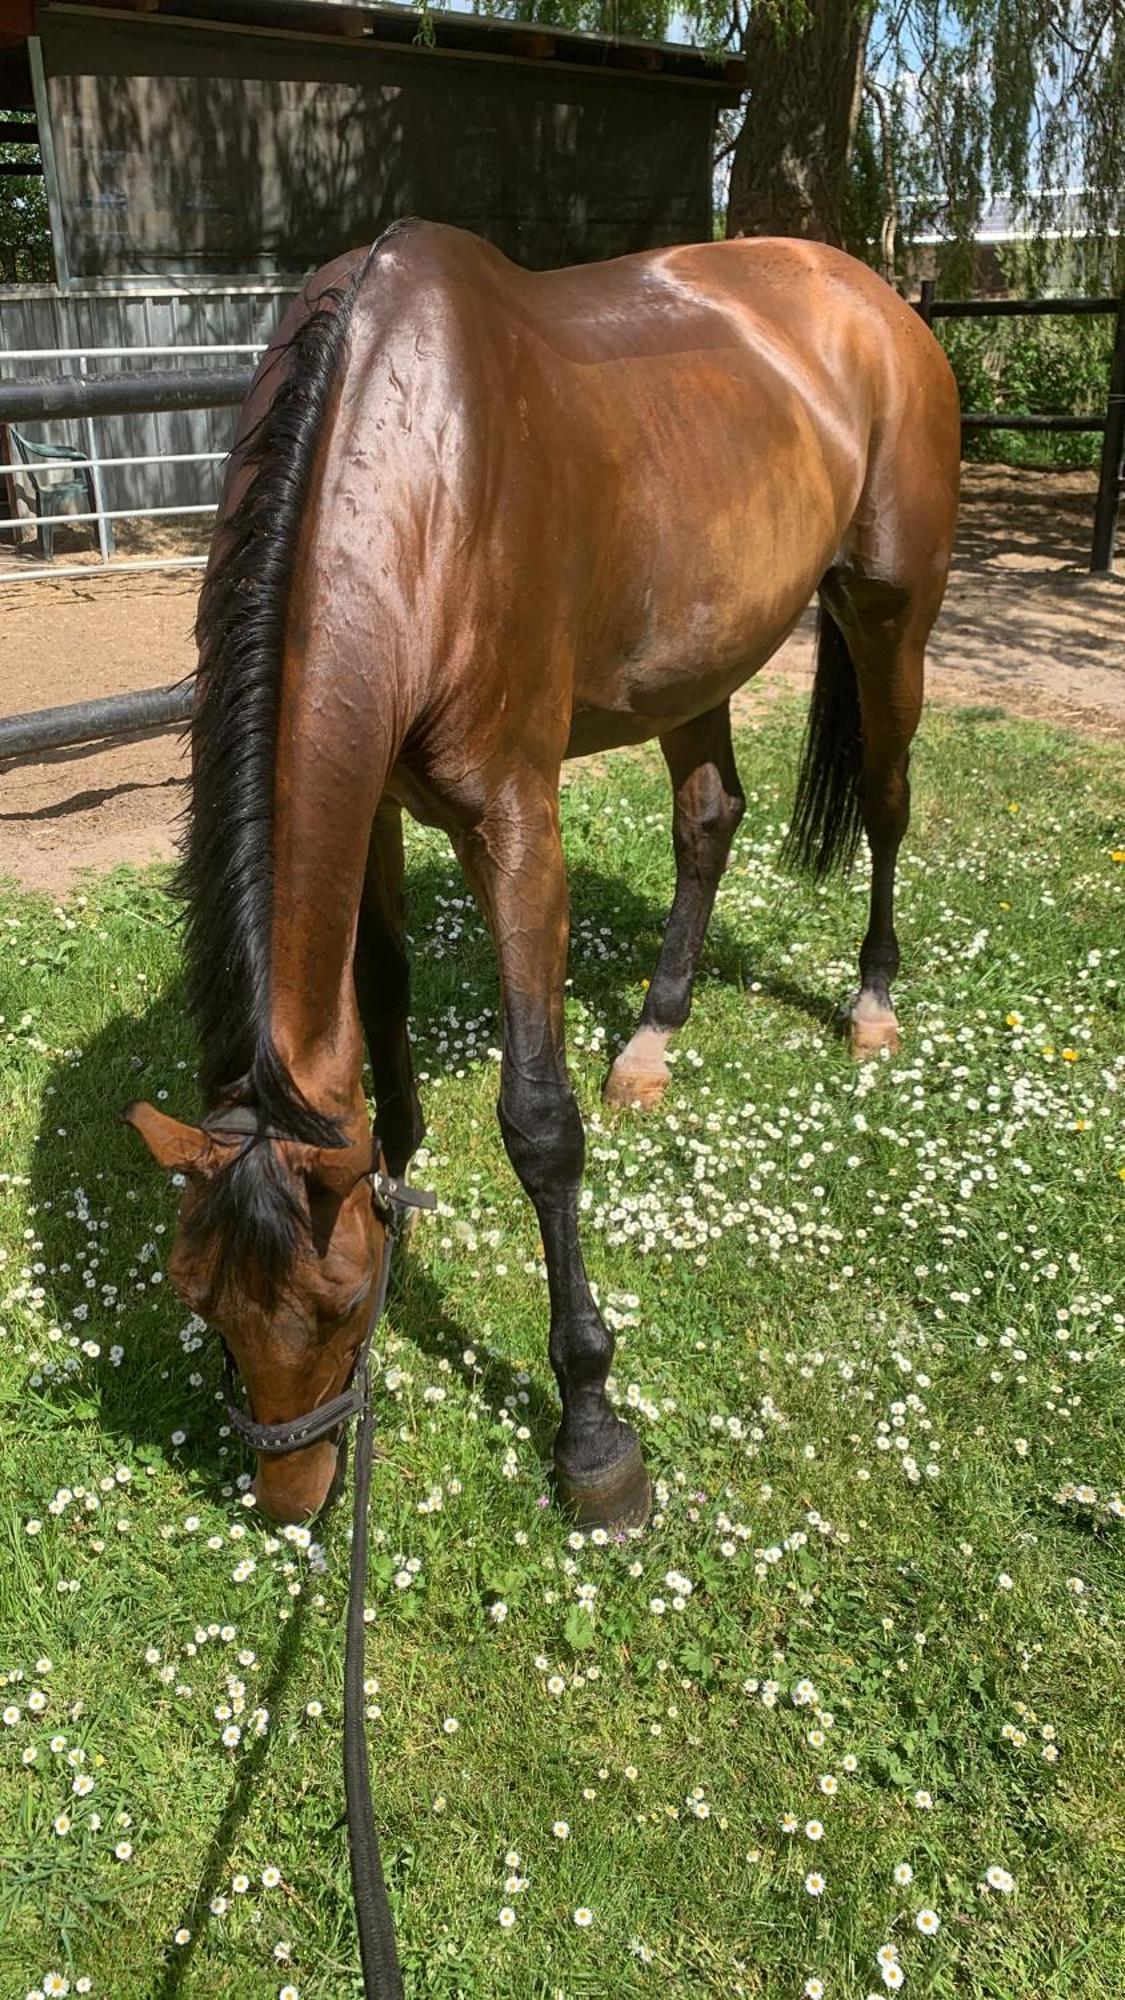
<box><xmin>937</xmin><ymin>313</ymin><xmax>1115</xmax><ymax>469</ymax></box>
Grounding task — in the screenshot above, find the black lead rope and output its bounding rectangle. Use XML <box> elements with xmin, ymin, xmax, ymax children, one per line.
<box><xmin>343</xmin><ymin>1214</ymin><xmax>404</xmax><ymax>2000</ymax></box>
<box><xmin>218</xmin><ymin>1164</ymin><xmax>436</xmax><ymax>1999</ymax></box>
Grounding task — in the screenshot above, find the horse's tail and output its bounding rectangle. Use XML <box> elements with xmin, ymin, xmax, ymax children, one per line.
<box><xmin>781</xmin><ymin>606</ymin><xmax>865</xmax><ymax>879</ymax></box>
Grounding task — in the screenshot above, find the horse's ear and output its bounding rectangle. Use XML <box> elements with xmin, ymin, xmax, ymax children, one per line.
<box><xmin>122</xmin><ymin>1101</ymin><xmax>217</xmax><ymax>1176</ymax></box>
<box><xmin>299</xmin><ymin>1134</ymin><xmax>376</xmax><ymax>1202</ymax></box>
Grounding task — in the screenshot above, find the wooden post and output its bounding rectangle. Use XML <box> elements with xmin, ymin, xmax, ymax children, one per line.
<box><xmin>917</xmin><ymin>276</ymin><xmax>936</xmax><ymax>327</ymax></box>
<box><xmin>1091</xmin><ymin>294</ymin><xmax>1125</xmax><ymax>573</ymax></box>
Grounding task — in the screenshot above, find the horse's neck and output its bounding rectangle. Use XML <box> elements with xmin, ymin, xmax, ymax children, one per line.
<box><xmin>266</xmin><ymin>630</ymin><xmax>398</xmax><ymax>1130</ymax></box>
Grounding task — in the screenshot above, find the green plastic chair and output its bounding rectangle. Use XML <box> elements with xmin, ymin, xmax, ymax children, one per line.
<box><xmin>9</xmin><ymin>427</ymin><xmax>112</xmax><ymax>561</ymax></box>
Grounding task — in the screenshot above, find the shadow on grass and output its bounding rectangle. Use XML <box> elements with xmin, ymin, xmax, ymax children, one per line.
<box><xmin>150</xmin><ymin>1593</ymin><xmax>311</xmax><ymax>2000</ymax></box>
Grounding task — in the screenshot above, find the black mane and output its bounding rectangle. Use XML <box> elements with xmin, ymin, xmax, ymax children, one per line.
<box><xmin>176</xmin><ymin>228</ymin><xmax>405</xmax><ymax>1303</ymax></box>
<box><xmin>181</xmin><ymin>252</ymin><xmax>371</xmax><ymax>1140</ymax></box>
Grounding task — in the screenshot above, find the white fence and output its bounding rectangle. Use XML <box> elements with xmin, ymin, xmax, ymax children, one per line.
<box><xmin>0</xmin><ymin>280</ymin><xmax>301</xmax><ymax>581</ymax></box>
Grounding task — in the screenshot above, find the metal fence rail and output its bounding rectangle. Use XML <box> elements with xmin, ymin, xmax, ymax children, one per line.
<box><xmin>0</xmin><ymin>364</ymin><xmax>255</xmax><ymax>579</ymax></box>
<box><xmin>917</xmin><ymin>280</ymin><xmax>1125</xmax><ymax>573</ymax></box>
<box><xmin>0</xmin><ymin>278</ymin><xmax>298</xmax><ymax>576</ymax></box>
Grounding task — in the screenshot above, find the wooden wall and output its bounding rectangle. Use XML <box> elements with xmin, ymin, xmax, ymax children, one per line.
<box><xmin>38</xmin><ymin>8</ymin><xmax>721</xmax><ymax>281</ymax></box>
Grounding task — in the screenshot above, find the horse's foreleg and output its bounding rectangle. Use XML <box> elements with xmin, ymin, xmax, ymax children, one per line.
<box><xmin>353</xmin><ymin>799</ymin><xmax>425</xmax><ymax>1174</ymax></box>
<box><xmin>457</xmin><ymin>777</ymin><xmax>651</xmax><ymax>1531</ymax></box>
<box><xmin>604</xmin><ymin>701</ymin><xmax>744</xmax><ymax>1110</ymax></box>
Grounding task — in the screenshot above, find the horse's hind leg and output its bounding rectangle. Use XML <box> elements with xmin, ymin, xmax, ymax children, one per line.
<box><xmin>604</xmin><ymin>701</ymin><xmax>745</xmax><ymax>1109</ymax></box>
<box><xmin>820</xmin><ymin>573</ymin><xmax>929</xmax><ymax>1059</ymax></box>
<box><xmin>353</xmin><ymin>799</ymin><xmax>424</xmax><ymax>1174</ymax></box>
<box><xmin>454</xmin><ymin>771</ymin><xmax>651</xmax><ymax>1531</ymax></box>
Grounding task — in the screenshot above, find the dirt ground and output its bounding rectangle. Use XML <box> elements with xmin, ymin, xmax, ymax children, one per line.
<box><xmin>1</xmin><ymin>464</ymin><xmax>1121</xmax><ymax>895</ymax></box>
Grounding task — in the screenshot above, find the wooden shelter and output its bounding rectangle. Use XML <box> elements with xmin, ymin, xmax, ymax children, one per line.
<box><xmin>1</xmin><ymin>0</ymin><xmax>744</xmax><ymax>286</ymax></box>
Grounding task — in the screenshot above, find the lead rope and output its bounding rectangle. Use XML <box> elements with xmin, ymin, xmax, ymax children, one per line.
<box><xmin>343</xmin><ymin>1220</ymin><xmax>405</xmax><ymax>2000</ymax></box>
<box><xmin>214</xmin><ymin>1145</ymin><xmax>433</xmax><ymax>1995</ymax></box>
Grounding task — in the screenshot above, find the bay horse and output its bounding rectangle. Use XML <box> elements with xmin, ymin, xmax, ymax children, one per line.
<box><xmin>125</xmin><ymin>219</ymin><xmax>960</xmax><ymax>1530</ymax></box>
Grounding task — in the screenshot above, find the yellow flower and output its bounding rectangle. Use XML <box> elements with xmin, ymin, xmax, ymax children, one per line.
<box><xmin>999</xmin><ymin>900</ymin><xmax>1011</xmax><ymax>910</ymax></box>
<box><xmin>1075</xmin><ymin>1118</ymin><xmax>1088</xmax><ymax>1131</ymax></box>
<box><xmin>1061</xmin><ymin>1049</ymin><xmax>1078</xmax><ymax>1062</ymax></box>
<box><xmin>1007</xmin><ymin>802</ymin><xmax>1020</xmax><ymax>814</ymax></box>
<box><xmin>1041</xmin><ymin>1045</ymin><xmax>1055</xmax><ymax>1058</ymax></box>
<box><xmin>1110</xmin><ymin>849</ymin><xmax>1125</xmax><ymax>864</ymax></box>
<box><xmin>1005</xmin><ymin>1011</ymin><xmax>1022</xmax><ymax>1028</ymax></box>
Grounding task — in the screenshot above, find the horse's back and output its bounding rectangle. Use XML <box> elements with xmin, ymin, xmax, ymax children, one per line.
<box><xmin>272</xmin><ymin>223</ymin><xmax>959</xmax><ymax>771</ymax></box>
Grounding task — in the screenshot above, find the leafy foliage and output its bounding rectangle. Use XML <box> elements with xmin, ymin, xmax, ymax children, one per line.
<box><xmin>0</xmin><ymin>115</ymin><xmax>51</xmax><ymax>283</ymax></box>
<box><xmin>485</xmin><ymin>0</ymin><xmax>1125</xmax><ymax>287</ymax></box>
<box><xmin>939</xmin><ymin>308</ymin><xmax>1117</xmax><ymax>467</ymax></box>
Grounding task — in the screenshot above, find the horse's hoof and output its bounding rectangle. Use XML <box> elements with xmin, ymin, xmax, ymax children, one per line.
<box><xmin>554</xmin><ymin>1434</ymin><xmax>652</xmax><ymax>1533</ymax></box>
<box><xmin>849</xmin><ymin>1015</ymin><xmax>900</xmax><ymax>1061</ymax></box>
<box><xmin>602</xmin><ymin>1060</ymin><xmax>670</xmax><ymax>1110</ymax></box>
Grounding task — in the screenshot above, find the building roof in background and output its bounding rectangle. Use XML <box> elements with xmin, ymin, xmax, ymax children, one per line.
<box><xmin>0</xmin><ymin>0</ymin><xmax>745</xmax><ymax>109</ymax></box>
<box><xmin>914</xmin><ymin>189</ymin><xmax>1114</xmax><ymax>245</ymax></box>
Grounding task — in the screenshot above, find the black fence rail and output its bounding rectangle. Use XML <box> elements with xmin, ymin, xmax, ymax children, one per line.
<box><xmin>917</xmin><ymin>280</ymin><xmax>1125</xmax><ymax>573</ymax></box>
<box><xmin>0</xmin><ymin>367</ymin><xmax>252</xmax><ymax>768</ymax></box>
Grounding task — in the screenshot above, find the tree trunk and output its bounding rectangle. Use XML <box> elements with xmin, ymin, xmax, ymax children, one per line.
<box><xmin>727</xmin><ymin>0</ymin><xmax>871</xmax><ymax>245</ymax></box>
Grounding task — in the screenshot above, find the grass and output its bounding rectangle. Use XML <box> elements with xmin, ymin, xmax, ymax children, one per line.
<box><xmin>1</xmin><ymin>699</ymin><xmax>1123</xmax><ymax>2000</ymax></box>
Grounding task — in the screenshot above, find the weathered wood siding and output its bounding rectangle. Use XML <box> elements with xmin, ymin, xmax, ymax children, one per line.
<box><xmin>38</xmin><ymin>10</ymin><xmax>719</xmax><ymax>281</ymax></box>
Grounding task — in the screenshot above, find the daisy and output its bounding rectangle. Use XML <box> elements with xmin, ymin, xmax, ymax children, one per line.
<box><xmin>893</xmin><ymin>1863</ymin><xmax>913</xmax><ymax>1886</ymax></box>
<box><xmin>818</xmin><ymin>1775</ymin><xmax>838</xmax><ymax>1797</ymax></box>
<box><xmin>804</xmin><ymin>1871</ymin><xmax>826</xmax><ymax>1897</ymax></box>
<box><xmin>805</xmin><ymin>1820</ymin><xmax>824</xmax><ymax>1841</ymax></box>
<box><xmin>805</xmin><ymin>1982</ymin><xmax>825</xmax><ymax>1999</ymax></box>
<box><xmin>262</xmin><ymin>1866</ymin><xmax>282</xmax><ymax>1888</ymax></box>
<box><xmin>916</xmin><ymin>1909</ymin><xmax>940</xmax><ymax>1935</ymax></box>
<box><xmin>498</xmin><ymin>1908</ymin><xmax>516</xmax><ymax>1930</ymax></box>
<box><xmin>573</xmin><ymin>1907</ymin><xmax>594</xmax><ymax>1927</ymax></box>
<box><xmin>780</xmin><ymin>1812</ymin><xmax>799</xmax><ymax>1833</ymax></box>
<box><xmin>985</xmin><ymin>1865</ymin><xmax>1014</xmax><ymax>1894</ymax></box>
<box><xmin>552</xmin><ymin>1821</ymin><xmax>570</xmax><ymax>1840</ymax></box>
<box><xmin>881</xmin><ymin>1969</ymin><xmax>904</xmax><ymax>1993</ymax></box>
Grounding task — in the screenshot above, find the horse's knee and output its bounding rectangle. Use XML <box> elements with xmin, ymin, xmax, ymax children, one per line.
<box><xmin>861</xmin><ymin>762</ymin><xmax>911</xmax><ymax>853</ymax></box>
<box><xmin>498</xmin><ymin>1062</ymin><xmax>584</xmax><ymax>1200</ymax></box>
<box><xmin>675</xmin><ymin>769</ymin><xmax>745</xmax><ymax>873</ymax></box>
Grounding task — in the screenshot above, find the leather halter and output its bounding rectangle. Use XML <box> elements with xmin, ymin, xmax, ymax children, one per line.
<box><xmin>200</xmin><ymin>1106</ymin><xmax>434</xmax><ymax>1459</ymax></box>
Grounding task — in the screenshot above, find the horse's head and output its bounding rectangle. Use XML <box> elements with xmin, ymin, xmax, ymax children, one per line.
<box><xmin>122</xmin><ymin>1100</ymin><xmax>387</xmax><ymax>1523</ymax></box>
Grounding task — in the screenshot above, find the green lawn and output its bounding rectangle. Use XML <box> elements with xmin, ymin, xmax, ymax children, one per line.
<box><xmin>1</xmin><ymin>701</ymin><xmax>1123</xmax><ymax>2000</ymax></box>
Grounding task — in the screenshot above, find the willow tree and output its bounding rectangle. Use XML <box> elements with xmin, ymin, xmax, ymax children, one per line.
<box><xmin>498</xmin><ymin>0</ymin><xmax>1125</xmax><ymax>288</ymax></box>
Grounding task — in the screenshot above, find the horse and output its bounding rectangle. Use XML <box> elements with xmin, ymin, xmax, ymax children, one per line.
<box><xmin>124</xmin><ymin>218</ymin><xmax>960</xmax><ymax>1530</ymax></box>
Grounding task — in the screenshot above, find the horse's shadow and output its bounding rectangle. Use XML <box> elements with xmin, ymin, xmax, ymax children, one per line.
<box><xmin>26</xmin><ymin>850</ymin><xmax>832</xmax><ymax>1979</ymax></box>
